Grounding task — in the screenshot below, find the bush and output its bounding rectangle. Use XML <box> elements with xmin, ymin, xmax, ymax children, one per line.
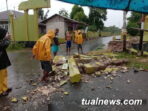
<box><xmin>7</xmin><ymin>42</ymin><xmax>25</xmax><ymax>50</ymax></box>
<box><xmin>88</xmin><ymin>25</ymin><xmax>97</xmax><ymax>32</ymax></box>
<box><xmin>127</xmin><ymin>22</ymin><xmax>139</xmax><ymax>36</ymax></box>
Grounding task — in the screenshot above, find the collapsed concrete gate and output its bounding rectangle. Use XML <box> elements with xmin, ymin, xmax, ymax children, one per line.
<box><xmin>9</xmin><ymin>0</ymin><xmax>50</xmax><ymax>45</ymax></box>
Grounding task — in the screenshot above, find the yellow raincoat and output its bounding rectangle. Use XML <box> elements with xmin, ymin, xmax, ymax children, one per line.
<box><xmin>0</xmin><ymin>69</ymin><xmax>8</xmax><ymax>94</ymax></box>
<box><xmin>75</xmin><ymin>30</ymin><xmax>83</xmax><ymax>44</ymax></box>
<box><xmin>32</xmin><ymin>30</ymin><xmax>55</xmax><ymax>61</ymax></box>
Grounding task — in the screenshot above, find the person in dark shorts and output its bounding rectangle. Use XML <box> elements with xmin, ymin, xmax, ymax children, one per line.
<box><xmin>33</xmin><ymin>30</ymin><xmax>55</xmax><ymax>82</ymax></box>
<box><xmin>40</xmin><ymin>61</ymin><xmax>53</xmax><ymax>81</ymax></box>
<box><xmin>75</xmin><ymin>30</ymin><xmax>84</xmax><ymax>54</ymax></box>
<box><xmin>65</xmin><ymin>31</ymin><xmax>72</xmax><ymax>56</ymax></box>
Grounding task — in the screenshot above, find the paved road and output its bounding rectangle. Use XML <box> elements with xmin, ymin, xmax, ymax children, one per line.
<box><xmin>0</xmin><ymin>37</ymin><xmax>148</xmax><ymax>111</ymax></box>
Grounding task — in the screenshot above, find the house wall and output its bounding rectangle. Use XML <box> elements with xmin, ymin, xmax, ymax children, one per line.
<box><xmin>0</xmin><ymin>21</ymin><xmax>9</xmax><ymax>31</ymax></box>
<box><xmin>46</xmin><ymin>16</ymin><xmax>66</xmax><ymax>38</ymax></box>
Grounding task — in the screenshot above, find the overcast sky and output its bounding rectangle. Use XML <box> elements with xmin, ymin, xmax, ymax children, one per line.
<box><xmin>0</xmin><ymin>0</ymin><xmax>131</xmax><ymax>28</ymax></box>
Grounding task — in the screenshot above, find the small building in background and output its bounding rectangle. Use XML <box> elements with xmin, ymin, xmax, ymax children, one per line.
<box><xmin>41</xmin><ymin>14</ymin><xmax>87</xmax><ymax>38</ymax></box>
<box><xmin>0</xmin><ymin>10</ymin><xmax>23</xmax><ymax>31</ymax></box>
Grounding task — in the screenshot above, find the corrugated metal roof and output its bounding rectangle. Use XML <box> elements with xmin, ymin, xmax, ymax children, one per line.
<box><xmin>41</xmin><ymin>14</ymin><xmax>87</xmax><ymax>25</ymax></box>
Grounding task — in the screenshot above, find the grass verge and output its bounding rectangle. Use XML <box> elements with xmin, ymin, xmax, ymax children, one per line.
<box><xmin>115</xmin><ymin>52</ymin><xmax>148</xmax><ymax>69</ymax></box>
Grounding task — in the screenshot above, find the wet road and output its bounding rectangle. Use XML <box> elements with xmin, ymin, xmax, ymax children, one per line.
<box><xmin>0</xmin><ymin>37</ymin><xmax>148</xmax><ymax>111</ymax></box>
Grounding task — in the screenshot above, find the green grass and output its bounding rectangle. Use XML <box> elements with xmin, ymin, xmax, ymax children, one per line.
<box><xmin>7</xmin><ymin>42</ymin><xmax>25</xmax><ymax>51</ymax></box>
<box><xmin>87</xmin><ymin>31</ymin><xmax>119</xmax><ymax>38</ymax></box>
<box><xmin>115</xmin><ymin>52</ymin><xmax>148</xmax><ymax>69</ymax></box>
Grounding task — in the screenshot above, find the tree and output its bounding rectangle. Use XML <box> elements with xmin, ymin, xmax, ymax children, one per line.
<box><xmin>70</xmin><ymin>5</ymin><xmax>88</xmax><ymax>23</ymax></box>
<box><xmin>38</xmin><ymin>9</ymin><xmax>49</xmax><ymax>20</ymax></box>
<box><xmin>127</xmin><ymin>12</ymin><xmax>142</xmax><ymax>36</ymax></box>
<box><xmin>103</xmin><ymin>26</ymin><xmax>121</xmax><ymax>35</ymax></box>
<box><xmin>88</xmin><ymin>8</ymin><xmax>107</xmax><ymax>35</ymax></box>
<box><xmin>59</xmin><ymin>8</ymin><xmax>69</xmax><ymax>18</ymax></box>
<box><xmin>38</xmin><ymin>9</ymin><xmax>44</xmax><ymax>20</ymax></box>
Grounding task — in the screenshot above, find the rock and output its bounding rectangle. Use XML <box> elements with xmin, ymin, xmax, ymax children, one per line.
<box><xmin>84</xmin><ymin>63</ymin><xmax>98</xmax><ymax>74</ymax></box>
<box><xmin>104</xmin><ymin>68</ymin><xmax>113</xmax><ymax>74</ymax></box>
<box><xmin>73</xmin><ymin>53</ymin><xmax>80</xmax><ymax>58</ymax></box>
<box><xmin>139</xmin><ymin>68</ymin><xmax>144</xmax><ymax>71</ymax></box>
<box><xmin>62</xmin><ymin>63</ymin><xmax>68</xmax><ymax>70</ymax></box>
<box><xmin>64</xmin><ymin>91</ymin><xmax>69</xmax><ymax>95</ymax></box>
<box><xmin>64</xmin><ymin>71</ymin><xmax>68</xmax><ymax>75</ymax></box>
<box><xmin>60</xmin><ymin>80</ymin><xmax>68</xmax><ymax>86</ymax></box>
<box><xmin>53</xmin><ymin>56</ymin><xmax>67</xmax><ymax>65</ymax></box>
<box><xmin>111</xmin><ymin>59</ymin><xmax>129</xmax><ymax>65</ymax></box>
<box><xmin>127</xmin><ymin>80</ymin><xmax>131</xmax><ymax>84</ymax></box>
<box><xmin>112</xmin><ymin>74</ymin><xmax>117</xmax><ymax>77</ymax></box>
<box><xmin>31</xmin><ymin>83</ymin><xmax>37</xmax><ymax>86</ymax></box>
<box><xmin>121</xmin><ymin>70</ymin><xmax>128</xmax><ymax>73</ymax></box>
<box><xmin>3</xmin><ymin>106</ymin><xmax>10</xmax><ymax>111</ymax></box>
<box><xmin>95</xmin><ymin>71</ymin><xmax>102</xmax><ymax>77</ymax></box>
<box><xmin>22</xmin><ymin>96</ymin><xmax>29</xmax><ymax>102</ymax></box>
<box><xmin>106</xmin><ymin>85</ymin><xmax>112</xmax><ymax>89</ymax></box>
<box><xmin>110</xmin><ymin>77</ymin><xmax>114</xmax><ymax>80</ymax></box>
<box><xmin>11</xmin><ymin>98</ymin><xmax>18</xmax><ymax>103</ymax></box>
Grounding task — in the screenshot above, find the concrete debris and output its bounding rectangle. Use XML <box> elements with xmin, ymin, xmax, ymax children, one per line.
<box><xmin>53</xmin><ymin>56</ymin><xmax>67</xmax><ymax>65</ymax></box>
<box><xmin>60</xmin><ymin>80</ymin><xmax>68</xmax><ymax>86</ymax></box>
<box><xmin>11</xmin><ymin>97</ymin><xmax>18</xmax><ymax>103</ymax></box>
<box><xmin>62</xmin><ymin>63</ymin><xmax>68</xmax><ymax>70</ymax></box>
<box><xmin>127</xmin><ymin>80</ymin><xmax>131</xmax><ymax>84</ymax></box>
<box><xmin>95</xmin><ymin>71</ymin><xmax>101</xmax><ymax>76</ymax></box>
<box><xmin>21</xmin><ymin>96</ymin><xmax>29</xmax><ymax>102</ymax></box>
<box><xmin>34</xmin><ymin>85</ymin><xmax>56</xmax><ymax>96</ymax></box>
<box><xmin>10</xmin><ymin>53</ymin><xmax>132</xmax><ymax>105</ymax></box>
<box><xmin>68</xmin><ymin>56</ymin><xmax>81</xmax><ymax>83</ymax></box>
<box><xmin>108</xmin><ymin>40</ymin><xmax>131</xmax><ymax>52</ymax></box>
<box><xmin>106</xmin><ymin>85</ymin><xmax>112</xmax><ymax>89</ymax></box>
<box><xmin>64</xmin><ymin>91</ymin><xmax>69</xmax><ymax>95</ymax></box>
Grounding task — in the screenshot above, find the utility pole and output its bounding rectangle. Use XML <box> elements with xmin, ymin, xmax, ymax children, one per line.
<box><xmin>5</xmin><ymin>0</ymin><xmax>10</xmax><ymax>32</ymax></box>
<box><xmin>122</xmin><ymin>11</ymin><xmax>127</xmax><ymax>52</ymax></box>
<box><xmin>6</xmin><ymin>0</ymin><xmax>9</xmax><ymax>11</ymax></box>
<box><xmin>139</xmin><ymin>14</ymin><xmax>145</xmax><ymax>56</ymax></box>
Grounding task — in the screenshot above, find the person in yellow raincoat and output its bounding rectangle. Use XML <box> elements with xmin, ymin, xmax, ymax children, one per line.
<box><xmin>0</xmin><ymin>28</ymin><xmax>12</xmax><ymax>97</ymax></box>
<box><xmin>75</xmin><ymin>30</ymin><xmax>84</xmax><ymax>54</ymax></box>
<box><xmin>32</xmin><ymin>30</ymin><xmax>55</xmax><ymax>82</ymax></box>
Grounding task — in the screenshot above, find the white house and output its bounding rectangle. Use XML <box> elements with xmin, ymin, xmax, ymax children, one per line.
<box><xmin>41</xmin><ymin>14</ymin><xmax>87</xmax><ymax>38</ymax></box>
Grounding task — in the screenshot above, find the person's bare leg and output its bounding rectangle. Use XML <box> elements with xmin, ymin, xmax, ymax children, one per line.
<box><xmin>66</xmin><ymin>48</ymin><xmax>68</xmax><ymax>56</ymax></box>
<box><xmin>78</xmin><ymin>47</ymin><xmax>80</xmax><ymax>54</ymax></box>
<box><xmin>54</xmin><ymin>52</ymin><xmax>57</xmax><ymax>57</ymax></box>
<box><xmin>69</xmin><ymin>48</ymin><xmax>71</xmax><ymax>56</ymax></box>
<box><xmin>81</xmin><ymin>47</ymin><xmax>83</xmax><ymax>54</ymax></box>
<box><xmin>41</xmin><ymin>70</ymin><xmax>49</xmax><ymax>82</ymax></box>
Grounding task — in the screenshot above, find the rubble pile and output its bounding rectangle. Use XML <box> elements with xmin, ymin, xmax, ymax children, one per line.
<box><xmin>108</xmin><ymin>40</ymin><xmax>131</xmax><ymax>52</ymax></box>
<box><xmin>9</xmin><ymin>53</ymin><xmax>130</xmax><ymax>104</ymax></box>
<box><xmin>74</xmin><ymin>53</ymin><xmax>129</xmax><ymax>76</ymax></box>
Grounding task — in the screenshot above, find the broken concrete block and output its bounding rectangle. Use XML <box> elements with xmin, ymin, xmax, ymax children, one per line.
<box><xmin>95</xmin><ymin>71</ymin><xmax>102</xmax><ymax>76</ymax></box>
<box><xmin>111</xmin><ymin>59</ymin><xmax>129</xmax><ymax>65</ymax></box>
<box><xmin>53</xmin><ymin>56</ymin><xmax>67</xmax><ymax>65</ymax></box>
<box><xmin>104</xmin><ymin>68</ymin><xmax>113</xmax><ymax>74</ymax></box>
<box><xmin>64</xmin><ymin>91</ymin><xmax>69</xmax><ymax>95</ymax></box>
<box><xmin>11</xmin><ymin>98</ymin><xmax>18</xmax><ymax>103</ymax></box>
<box><xmin>62</xmin><ymin>63</ymin><xmax>68</xmax><ymax>70</ymax></box>
<box><xmin>68</xmin><ymin>57</ymin><xmax>81</xmax><ymax>83</ymax></box>
<box><xmin>84</xmin><ymin>63</ymin><xmax>98</xmax><ymax>74</ymax></box>
<box><xmin>60</xmin><ymin>80</ymin><xmax>68</xmax><ymax>86</ymax></box>
<box><xmin>22</xmin><ymin>96</ymin><xmax>29</xmax><ymax>102</ymax></box>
